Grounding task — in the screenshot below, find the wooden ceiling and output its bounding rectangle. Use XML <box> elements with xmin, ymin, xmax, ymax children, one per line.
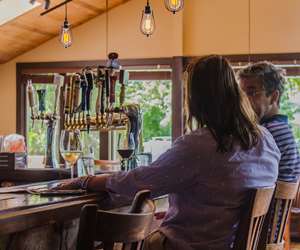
<box><xmin>0</xmin><ymin>0</ymin><xmax>131</xmax><ymax>63</ymax></box>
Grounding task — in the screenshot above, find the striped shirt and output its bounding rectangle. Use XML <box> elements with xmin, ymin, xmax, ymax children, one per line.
<box><xmin>261</xmin><ymin>114</ymin><xmax>300</xmax><ymax>182</ymax></box>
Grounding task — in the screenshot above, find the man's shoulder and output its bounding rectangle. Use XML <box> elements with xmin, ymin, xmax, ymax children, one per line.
<box><xmin>263</xmin><ymin>119</ymin><xmax>292</xmax><ymax>135</ymax></box>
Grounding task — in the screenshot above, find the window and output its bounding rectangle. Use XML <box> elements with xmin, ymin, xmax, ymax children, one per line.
<box><xmin>18</xmin><ymin>58</ymin><xmax>182</xmax><ymax>168</ymax></box>
<box><xmin>26</xmin><ymin>79</ymin><xmax>100</xmax><ymax>168</ymax></box>
<box><xmin>112</xmin><ymin>75</ymin><xmax>172</xmax><ymax>163</ymax></box>
<box><xmin>26</xmin><ymin>83</ymin><xmax>58</xmax><ymax>168</ymax></box>
<box><xmin>0</xmin><ymin>0</ymin><xmax>40</xmax><ymax>26</ymax></box>
<box><xmin>283</xmin><ymin>77</ymin><xmax>300</xmax><ymax>148</ymax></box>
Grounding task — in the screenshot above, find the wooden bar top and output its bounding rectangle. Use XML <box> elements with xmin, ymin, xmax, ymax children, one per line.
<box><xmin>0</xmin><ymin>181</ymin><xmax>106</xmax><ymax>235</ymax></box>
<box><xmin>0</xmin><ymin>180</ymin><xmax>169</xmax><ymax>236</ymax></box>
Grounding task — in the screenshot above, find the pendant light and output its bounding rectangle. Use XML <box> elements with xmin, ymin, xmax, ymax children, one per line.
<box><xmin>164</xmin><ymin>0</ymin><xmax>184</xmax><ymax>14</ymax></box>
<box><xmin>248</xmin><ymin>0</ymin><xmax>251</xmax><ymax>64</ymax></box>
<box><xmin>140</xmin><ymin>0</ymin><xmax>155</xmax><ymax>37</ymax></box>
<box><xmin>60</xmin><ymin>3</ymin><xmax>72</xmax><ymax>48</ymax></box>
<box><xmin>247</xmin><ymin>0</ymin><xmax>251</xmax><ymax>63</ymax></box>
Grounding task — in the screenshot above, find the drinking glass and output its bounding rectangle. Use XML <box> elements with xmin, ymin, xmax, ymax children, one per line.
<box><xmin>60</xmin><ymin>129</ymin><xmax>82</xmax><ymax>179</ymax></box>
<box><xmin>117</xmin><ymin>133</ymin><xmax>135</xmax><ymax>171</ymax></box>
<box><xmin>80</xmin><ymin>146</ymin><xmax>95</xmax><ymax>176</ymax></box>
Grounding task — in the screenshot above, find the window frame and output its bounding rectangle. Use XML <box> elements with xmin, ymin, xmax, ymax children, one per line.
<box><xmin>16</xmin><ymin>57</ymin><xmax>184</xmax><ymax>162</ymax></box>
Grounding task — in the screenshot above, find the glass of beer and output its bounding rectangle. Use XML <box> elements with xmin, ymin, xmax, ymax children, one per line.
<box><xmin>60</xmin><ymin>129</ymin><xmax>82</xmax><ymax>179</ymax></box>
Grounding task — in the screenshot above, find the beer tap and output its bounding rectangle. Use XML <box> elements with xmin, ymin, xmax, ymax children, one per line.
<box><xmin>27</xmin><ymin>80</ymin><xmax>36</xmax><ymax>128</ymax></box>
<box><xmin>36</xmin><ymin>89</ymin><xmax>46</xmax><ymax>127</ymax></box>
<box><xmin>105</xmin><ymin>69</ymin><xmax>110</xmax><ymax>127</ymax></box>
<box><xmin>96</xmin><ymin>67</ymin><xmax>104</xmax><ymax>127</ymax></box>
<box><xmin>84</xmin><ymin>69</ymin><xmax>94</xmax><ymax>133</ymax></box>
<box><xmin>72</xmin><ymin>74</ymin><xmax>81</xmax><ymax>126</ymax></box>
<box><xmin>43</xmin><ymin>74</ymin><xmax>64</xmax><ymax>169</ymax></box>
<box><xmin>107</xmin><ymin>52</ymin><xmax>120</xmax><ymax>126</ymax></box>
<box><xmin>100</xmin><ymin>69</ymin><xmax>106</xmax><ymax>127</ymax></box>
<box><xmin>80</xmin><ymin>73</ymin><xmax>88</xmax><ymax>127</ymax></box>
<box><xmin>64</xmin><ymin>77</ymin><xmax>72</xmax><ymax>126</ymax></box>
<box><xmin>119</xmin><ymin>70</ymin><xmax>125</xmax><ymax>107</ymax></box>
<box><xmin>109</xmin><ymin>73</ymin><xmax>117</xmax><ymax>125</ymax></box>
<box><xmin>53</xmin><ymin>74</ymin><xmax>64</xmax><ymax>118</ymax></box>
<box><xmin>119</xmin><ymin>69</ymin><xmax>125</xmax><ymax>124</ymax></box>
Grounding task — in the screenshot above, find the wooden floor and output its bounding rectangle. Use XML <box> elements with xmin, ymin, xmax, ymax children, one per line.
<box><xmin>291</xmin><ymin>242</ymin><xmax>300</xmax><ymax>249</ymax></box>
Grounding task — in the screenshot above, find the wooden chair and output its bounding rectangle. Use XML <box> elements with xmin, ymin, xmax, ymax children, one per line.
<box><xmin>76</xmin><ymin>190</ymin><xmax>155</xmax><ymax>250</ymax></box>
<box><xmin>258</xmin><ymin>181</ymin><xmax>299</xmax><ymax>250</ymax></box>
<box><xmin>234</xmin><ymin>186</ymin><xmax>275</xmax><ymax>250</ymax></box>
<box><xmin>289</xmin><ymin>182</ymin><xmax>300</xmax><ymax>240</ymax></box>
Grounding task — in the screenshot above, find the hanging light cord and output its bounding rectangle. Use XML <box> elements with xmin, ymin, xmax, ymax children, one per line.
<box><xmin>65</xmin><ymin>2</ymin><xmax>67</xmax><ymax>21</ymax></box>
<box><xmin>106</xmin><ymin>0</ymin><xmax>109</xmax><ymax>56</ymax></box>
<box><xmin>248</xmin><ymin>0</ymin><xmax>251</xmax><ymax>63</ymax></box>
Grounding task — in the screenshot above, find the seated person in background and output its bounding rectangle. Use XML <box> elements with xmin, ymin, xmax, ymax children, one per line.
<box><xmin>238</xmin><ymin>62</ymin><xmax>300</xmax><ymax>183</ymax></box>
<box><xmin>56</xmin><ymin>55</ymin><xmax>280</xmax><ymax>250</ymax></box>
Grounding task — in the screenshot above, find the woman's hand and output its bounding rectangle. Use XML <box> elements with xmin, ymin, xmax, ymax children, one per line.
<box><xmin>52</xmin><ymin>180</ymin><xmax>80</xmax><ymax>190</ymax></box>
<box><xmin>52</xmin><ymin>174</ymin><xmax>111</xmax><ymax>192</ymax></box>
<box><xmin>52</xmin><ymin>176</ymin><xmax>89</xmax><ymax>190</ymax></box>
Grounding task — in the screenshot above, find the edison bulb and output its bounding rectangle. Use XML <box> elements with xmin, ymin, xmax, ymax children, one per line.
<box><xmin>140</xmin><ymin>2</ymin><xmax>155</xmax><ymax>37</ymax></box>
<box><xmin>164</xmin><ymin>0</ymin><xmax>184</xmax><ymax>14</ymax></box>
<box><xmin>60</xmin><ymin>20</ymin><xmax>72</xmax><ymax>48</ymax></box>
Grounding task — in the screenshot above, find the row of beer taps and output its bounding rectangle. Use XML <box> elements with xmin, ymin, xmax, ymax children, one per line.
<box><xmin>27</xmin><ymin>53</ymin><xmax>129</xmax><ymax>133</ymax></box>
<box><xmin>63</xmin><ymin>53</ymin><xmax>128</xmax><ymax>132</ymax></box>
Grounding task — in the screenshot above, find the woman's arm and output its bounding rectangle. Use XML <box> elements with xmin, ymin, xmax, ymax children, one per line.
<box><xmin>55</xmin><ymin>135</ymin><xmax>200</xmax><ymax>198</ymax></box>
<box><xmin>54</xmin><ymin>174</ymin><xmax>111</xmax><ymax>191</ymax></box>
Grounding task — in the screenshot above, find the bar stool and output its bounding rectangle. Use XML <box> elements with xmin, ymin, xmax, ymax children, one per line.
<box><xmin>258</xmin><ymin>181</ymin><xmax>299</xmax><ymax>250</ymax></box>
<box><xmin>76</xmin><ymin>190</ymin><xmax>155</xmax><ymax>250</ymax></box>
<box><xmin>234</xmin><ymin>186</ymin><xmax>275</xmax><ymax>250</ymax></box>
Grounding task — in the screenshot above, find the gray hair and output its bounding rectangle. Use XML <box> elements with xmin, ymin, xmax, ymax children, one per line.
<box><xmin>237</xmin><ymin>61</ymin><xmax>286</xmax><ymax>99</ymax></box>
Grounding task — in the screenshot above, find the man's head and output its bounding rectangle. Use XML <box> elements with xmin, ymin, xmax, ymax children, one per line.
<box><xmin>238</xmin><ymin>62</ymin><xmax>286</xmax><ymax>120</ymax></box>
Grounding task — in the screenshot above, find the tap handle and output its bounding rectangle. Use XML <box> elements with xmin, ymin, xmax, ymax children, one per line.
<box><xmin>37</xmin><ymin>89</ymin><xmax>46</xmax><ymax>113</ymax></box>
<box><xmin>53</xmin><ymin>74</ymin><xmax>64</xmax><ymax>116</ymax></box>
<box><xmin>64</xmin><ymin>79</ymin><xmax>72</xmax><ymax>114</ymax></box>
<box><xmin>80</xmin><ymin>74</ymin><xmax>88</xmax><ymax>111</ymax></box>
<box><xmin>27</xmin><ymin>80</ymin><xmax>36</xmax><ymax>109</ymax></box>
<box><xmin>85</xmin><ymin>71</ymin><xmax>94</xmax><ymax>113</ymax></box>
<box><xmin>110</xmin><ymin>74</ymin><xmax>117</xmax><ymax>104</ymax></box>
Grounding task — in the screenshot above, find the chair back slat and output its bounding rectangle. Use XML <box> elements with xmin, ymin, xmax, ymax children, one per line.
<box><xmin>234</xmin><ymin>186</ymin><xmax>275</xmax><ymax>250</ymax></box>
<box><xmin>76</xmin><ymin>190</ymin><xmax>155</xmax><ymax>250</ymax></box>
<box><xmin>277</xmin><ymin>200</ymin><xmax>292</xmax><ymax>243</ymax></box>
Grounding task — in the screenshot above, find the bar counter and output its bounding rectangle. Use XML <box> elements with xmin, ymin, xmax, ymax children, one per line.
<box><xmin>0</xmin><ymin>179</ymin><xmax>168</xmax><ymax>250</ymax></box>
<box><xmin>0</xmin><ymin>180</ymin><xmax>108</xmax><ymax>250</ymax></box>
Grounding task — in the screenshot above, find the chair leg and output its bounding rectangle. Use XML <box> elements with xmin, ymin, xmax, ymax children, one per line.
<box><xmin>284</xmin><ymin>216</ymin><xmax>291</xmax><ymax>250</ymax></box>
<box><xmin>103</xmin><ymin>242</ymin><xmax>114</xmax><ymax>250</ymax></box>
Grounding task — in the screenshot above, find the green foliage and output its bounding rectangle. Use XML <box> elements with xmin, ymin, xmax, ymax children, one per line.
<box><xmin>281</xmin><ymin>78</ymin><xmax>300</xmax><ymax>146</ymax></box>
<box><xmin>124</xmin><ymin>80</ymin><xmax>172</xmax><ymax>142</ymax></box>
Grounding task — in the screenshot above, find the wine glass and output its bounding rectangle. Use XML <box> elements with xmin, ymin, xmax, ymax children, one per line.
<box><xmin>117</xmin><ymin>133</ymin><xmax>135</xmax><ymax>171</ymax></box>
<box><xmin>60</xmin><ymin>129</ymin><xmax>82</xmax><ymax>179</ymax></box>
